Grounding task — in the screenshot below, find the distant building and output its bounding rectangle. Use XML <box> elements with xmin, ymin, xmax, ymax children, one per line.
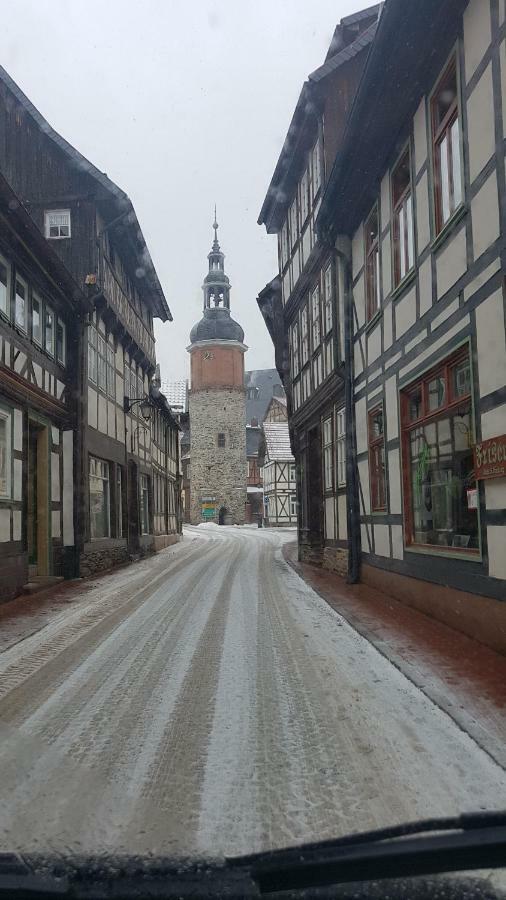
<box><xmin>187</xmin><ymin>214</ymin><xmax>247</xmax><ymax>525</ymax></box>
<box><xmin>260</xmin><ymin>423</ymin><xmax>296</xmax><ymax>527</ymax></box>
<box><xmin>264</xmin><ymin>394</ymin><xmax>288</xmax><ymax>424</ymax></box>
<box><xmin>161</xmin><ymin>380</ymin><xmax>188</xmax><ymax>413</ymax></box>
<box><xmin>245</xmin><ymin>368</ymin><xmax>284</xmax><ymax>426</ymax></box>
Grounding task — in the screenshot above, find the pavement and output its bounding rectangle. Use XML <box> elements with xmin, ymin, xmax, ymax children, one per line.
<box><xmin>0</xmin><ymin>525</ymin><xmax>505</xmax><ymax>859</ymax></box>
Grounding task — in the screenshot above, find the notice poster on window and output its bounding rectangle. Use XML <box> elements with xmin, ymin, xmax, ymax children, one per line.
<box><xmin>466</xmin><ymin>488</ymin><xmax>478</xmax><ymax>510</ymax></box>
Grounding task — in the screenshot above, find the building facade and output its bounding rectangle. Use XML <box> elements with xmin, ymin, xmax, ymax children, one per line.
<box><xmin>0</xmin><ymin>65</ymin><xmax>181</xmax><ymax>586</ymax></box>
<box><xmin>258</xmin><ymin>6</ymin><xmax>380</xmax><ymax>575</ymax></box>
<box><xmin>316</xmin><ymin>0</ymin><xmax>506</xmax><ymax>649</ymax></box>
<box><xmin>188</xmin><ymin>217</ymin><xmax>247</xmax><ymax>525</ymax></box>
<box><xmin>260</xmin><ymin>422</ymin><xmax>297</xmax><ymax>527</ymax></box>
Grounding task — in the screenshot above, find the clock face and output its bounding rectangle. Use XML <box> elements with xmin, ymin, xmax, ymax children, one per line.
<box><xmin>203</xmin><ymin>351</ymin><xmax>214</xmax><ymax>360</ymax></box>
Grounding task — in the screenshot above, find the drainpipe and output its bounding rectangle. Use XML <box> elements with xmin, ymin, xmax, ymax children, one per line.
<box><xmin>334</xmin><ymin>237</ymin><xmax>361</xmax><ymax>584</ymax></box>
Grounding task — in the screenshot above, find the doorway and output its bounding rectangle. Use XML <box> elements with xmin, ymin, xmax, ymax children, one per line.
<box><xmin>218</xmin><ymin>505</ymin><xmax>227</xmax><ymax>525</ymax></box>
<box><xmin>27</xmin><ymin>419</ymin><xmax>50</xmax><ymax>576</ymax></box>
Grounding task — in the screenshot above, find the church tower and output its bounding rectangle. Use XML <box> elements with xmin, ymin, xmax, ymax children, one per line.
<box><xmin>187</xmin><ymin>213</ymin><xmax>247</xmax><ymax>524</ymax></box>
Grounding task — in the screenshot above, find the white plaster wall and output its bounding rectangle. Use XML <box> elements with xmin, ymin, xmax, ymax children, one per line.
<box><xmin>368</xmin><ymin>323</ymin><xmax>381</xmax><ymax>365</ymax></box>
<box><xmin>388</xmin><ymin>448</ymin><xmax>402</xmax><ymax>514</ymax></box>
<box><xmin>88</xmin><ymin>386</ymin><xmax>98</xmax><ymax>429</ymax></box>
<box><xmin>13</xmin><ymin>409</ymin><xmax>23</xmax><ymax>452</ymax></box>
<box><xmin>51</xmin><ymin>426</ymin><xmax>59</xmax><ymax>446</ymax></box>
<box><xmin>352</xmin><ymin>226</ymin><xmax>364</xmax><ymax>278</ymax></box>
<box><xmin>419</xmin><ymin>256</ymin><xmax>433</xmax><ymax>317</ymax></box>
<box><xmin>399</xmin><ymin>316</ymin><xmax>470</xmax><ymax>378</ymax></box>
<box><xmin>52</xmin><ymin>510</ymin><xmax>61</xmax><ymax>539</ymax></box>
<box><xmin>464</xmin><ymin>258</ymin><xmax>501</xmax><ymax>302</ymax></box>
<box><xmin>13</xmin><ymin>458</ymin><xmax>22</xmax><ymax>501</ymax></box>
<box><xmin>463</xmin><ymin>0</ymin><xmax>491</xmax><ymax>81</ymax></box>
<box><xmin>471</xmin><ymin>170</ymin><xmax>500</xmax><ymax>261</ymax></box>
<box><xmin>413</xmin><ymin>98</ymin><xmax>428</xmax><ymax>175</ymax></box>
<box><xmin>485</xmin><ymin>480</ymin><xmax>506</xmax><ymax>510</ymax></box>
<box><xmin>107</xmin><ymin>400</ymin><xmax>116</xmax><ymax>439</ymax></box>
<box><xmin>481</xmin><ymin>404</ymin><xmax>506</xmax><ymax>439</ymax></box>
<box><xmin>416</xmin><ymin>171</ymin><xmax>431</xmax><ymax>253</ymax></box>
<box><xmin>391</xmin><ymin>524</ymin><xmax>404</xmax><ymax>559</ymax></box>
<box><xmin>338</xmin><ymin>493</ymin><xmax>347</xmax><ymax>541</ymax></box>
<box><xmin>358</xmin><ymin>458</ymin><xmax>371</xmax><ymax>515</ymax></box>
<box><xmin>14</xmin><ymin>351</ymin><xmax>26</xmax><ymax>375</ymax></box>
<box><xmin>467</xmin><ymin>64</ymin><xmax>496</xmax><ymax>182</ymax></box>
<box><xmin>436</xmin><ymin>224</ymin><xmax>467</xmax><ymax>299</ymax></box>
<box><xmin>325</xmin><ymin>497</ymin><xmax>335</xmax><ymax>540</ymax></box>
<box><xmin>361</xmin><ymin>523</ymin><xmax>371</xmax><ymax>553</ymax></box>
<box><xmin>487</xmin><ymin>526</ymin><xmax>506</xmax><ymax>580</ymax></box>
<box><xmin>355</xmin><ymin>397</ymin><xmax>367</xmax><ymax>453</ymax></box>
<box><xmin>432</xmin><ymin>298</ymin><xmax>459</xmax><ymax>331</ymax></box>
<box><xmin>12</xmin><ymin>509</ymin><xmax>21</xmax><ymax>541</ymax></box>
<box><xmin>98</xmin><ymin>394</ymin><xmax>107</xmax><ymax>433</ymax></box>
<box><xmin>33</xmin><ymin>361</ymin><xmax>42</xmax><ymax>388</ymax></box>
<box><xmin>475</xmin><ymin>288</ymin><xmax>506</xmax><ymax>396</ymax></box>
<box><xmin>62</xmin><ymin>430</ymin><xmax>74</xmax><ymax>546</ymax></box>
<box><xmin>374</xmin><ymin>523</ymin><xmax>390</xmax><ymax>558</ymax></box>
<box><xmin>383</xmin><ymin>301</ymin><xmax>393</xmax><ymax>350</ymax></box>
<box><xmin>51</xmin><ymin>452</ymin><xmax>60</xmax><ymax>500</ymax></box>
<box><xmin>385</xmin><ymin>375</ymin><xmax>398</xmax><ymax>440</ymax></box>
<box><xmin>354</xmin><ymin>273</ymin><xmax>366</xmax><ymax>328</ymax></box>
<box><xmin>395</xmin><ymin>286</ymin><xmax>417</xmax><ymax>337</ymax></box>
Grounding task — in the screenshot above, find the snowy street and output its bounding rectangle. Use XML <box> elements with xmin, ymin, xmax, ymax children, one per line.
<box><xmin>0</xmin><ymin>525</ymin><xmax>505</xmax><ymax>858</ymax></box>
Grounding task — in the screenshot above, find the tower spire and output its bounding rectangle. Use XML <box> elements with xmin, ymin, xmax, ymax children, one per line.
<box><xmin>203</xmin><ymin>208</ymin><xmax>231</xmax><ymax>311</ymax></box>
<box><xmin>212</xmin><ymin>204</ymin><xmax>220</xmax><ymax>251</ymax></box>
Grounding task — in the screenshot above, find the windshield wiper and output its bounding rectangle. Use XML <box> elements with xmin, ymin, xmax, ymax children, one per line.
<box><xmin>231</xmin><ymin>810</ymin><xmax>506</xmax><ymax>894</ymax></box>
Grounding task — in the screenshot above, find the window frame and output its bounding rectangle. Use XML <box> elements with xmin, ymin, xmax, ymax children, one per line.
<box><xmin>310</xmin><ymin>283</ymin><xmax>321</xmax><ymax>352</ymax></box>
<box><xmin>400</xmin><ymin>345</ymin><xmax>478</xmax><ymax>554</ymax></box>
<box><xmin>0</xmin><ymin>405</ymin><xmax>13</xmax><ymax>499</ymax></box>
<box><xmin>14</xmin><ymin>273</ymin><xmax>28</xmax><ymax>333</ymax></box>
<box><xmin>300</xmin><ymin>303</ymin><xmax>309</xmax><ymax>367</ymax></box>
<box><xmin>323</xmin><ymin>415</ymin><xmax>334</xmax><ymax>494</ymax></box>
<box><xmin>0</xmin><ymin>253</ymin><xmax>11</xmax><ymax>321</ymax></box>
<box><xmin>368</xmin><ymin>405</ymin><xmax>386</xmax><ymax>512</ymax></box>
<box><xmin>217</xmin><ymin>432</ymin><xmax>226</xmax><ymax>448</ymax></box>
<box><xmin>365</xmin><ymin>205</ymin><xmax>381</xmax><ymax>322</ymax></box>
<box><xmin>31</xmin><ymin>291</ymin><xmax>43</xmax><ymax>347</ymax></box>
<box><xmin>44</xmin><ymin>305</ymin><xmax>55</xmax><ymax>357</ymax></box>
<box><xmin>430</xmin><ymin>55</ymin><xmax>463</xmax><ymax>236</ymax></box>
<box><xmin>56</xmin><ymin>317</ymin><xmax>66</xmax><ymax>366</ymax></box>
<box><xmin>89</xmin><ymin>456</ymin><xmax>111</xmax><ymax>539</ymax></box>
<box><xmin>336</xmin><ymin>407</ymin><xmax>346</xmax><ymax>488</ymax></box>
<box><xmin>44</xmin><ymin>208</ymin><xmax>71</xmax><ymax>240</ymax></box>
<box><xmin>323</xmin><ymin>264</ymin><xmax>333</xmax><ymax>335</ymax></box>
<box><xmin>391</xmin><ymin>146</ymin><xmax>415</xmax><ymax>287</ymax></box>
<box><xmin>140</xmin><ymin>473</ymin><xmax>150</xmax><ymax>535</ymax></box>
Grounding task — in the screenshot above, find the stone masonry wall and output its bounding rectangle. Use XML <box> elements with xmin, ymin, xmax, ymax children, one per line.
<box><xmin>189</xmin><ymin>387</ymin><xmax>247</xmax><ymax>525</ymax></box>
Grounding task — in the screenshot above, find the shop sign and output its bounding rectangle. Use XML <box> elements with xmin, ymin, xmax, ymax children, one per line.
<box><xmin>201</xmin><ymin>497</ymin><xmax>216</xmax><ymax>519</ymax></box>
<box><xmin>474</xmin><ymin>434</ymin><xmax>506</xmax><ymax>481</ymax></box>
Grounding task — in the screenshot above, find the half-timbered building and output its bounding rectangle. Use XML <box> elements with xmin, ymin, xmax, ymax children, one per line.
<box><xmin>0</xmin><ymin>66</ymin><xmax>180</xmax><ymax>583</ymax></box>
<box><xmin>260</xmin><ymin>423</ymin><xmax>296</xmax><ymax>527</ymax></box>
<box><xmin>317</xmin><ymin>0</ymin><xmax>506</xmax><ymax>650</ymax></box>
<box><xmin>258</xmin><ymin>5</ymin><xmax>380</xmax><ymax>573</ymax></box>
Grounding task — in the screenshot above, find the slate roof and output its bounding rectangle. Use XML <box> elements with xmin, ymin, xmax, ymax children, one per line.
<box><xmin>0</xmin><ymin>65</ymin><xmax>171</xmax><ymax>322</ymax></box>
<box><xmin>189</xmin><ymin>307</ymin><xmax>244</xmax><ymax>344</ymax></box>
<box><xmin>161</xmin><ymin>380</ymin><xmax>188</xmax><ymax>412</ymax></box>
<box><xmin>245</xmin><ymin>368</ymin><xmax>284</xmax><ymax>425</ymax></box>
<box><xmin>263</xmin><ymin>423</ymin><xmax>293</xmax><ymax>462</ymax></box>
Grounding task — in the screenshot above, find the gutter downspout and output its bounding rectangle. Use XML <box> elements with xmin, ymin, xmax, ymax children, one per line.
<box><xmin>334</xmin><ymin>236</ymin><xmax>361</xmax><ymax>584</ymax></box>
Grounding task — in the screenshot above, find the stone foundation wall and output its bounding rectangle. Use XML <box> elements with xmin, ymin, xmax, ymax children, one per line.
<box><xmin>189</xmin><ymin>387</ymin><xmax>247</xmax><ymax>525</ymax></box>
<box><xmin>153</xmin><ymin>534</ymin><xmax>181</xmax><ymax>551</ymax></box>
<box><xmin>322</xmin><ymin>546</ymin><xmax>348</xmax><ymax>578</ymax></box>
<box><xmin>79</xmin><ymin>546</ymin><xmax>130</xmax><ymax>578</ymax></box>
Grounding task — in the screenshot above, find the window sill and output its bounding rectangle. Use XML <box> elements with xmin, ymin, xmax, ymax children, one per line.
<box><xmin>430</xmin><ymin>203</ymin><xmax>467</xmax><ymax>253</ymax></box>
<box><xmin>405</xmin><ymin>543</ymin><xmax>481</xmax><ymax>563</ymax></box>
<box><xmin>391</xmin><ymin>268</ymin><xmax>416</xmax><ymax>302</ymax></box>
<box><xmin>370</xmin><ymin>508</ymin><xmax>387</xmax><ymax>516</ymax></box>
<box><xmin>365</xmin><ymin>309</ymin><xmax>382</xmax><ymax>333</ymax></box>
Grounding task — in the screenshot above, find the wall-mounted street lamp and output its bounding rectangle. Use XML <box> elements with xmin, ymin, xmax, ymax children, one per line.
<box><xmin>123</xmin><ymin>395</ymin><xmax>154</xmax><ymax>421</ymax></box>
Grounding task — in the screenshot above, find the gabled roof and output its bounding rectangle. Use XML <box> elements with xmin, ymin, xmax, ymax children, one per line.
<box><xmin>258</xmin><ymin>6</ymin><xmax>380</xmax><ymax>233</ymax></box>
<box><xmin>0</xmin><ymin>65</ymin><xmax>171</xmax><ymax>322</ymax></box>
<box><xmin>263</xmin><ymin>423</ymin><xmax>294</xmax><ymax>462</ymax></box>
<box><xmin>161</xmin><ymin>380</ymin><xmax>188</xmax><ymax>412</ymax></box>
<box><xmin>245</xmin><ymin>368</ymin><xmax>284</xmax><ymax>425</ymax></box>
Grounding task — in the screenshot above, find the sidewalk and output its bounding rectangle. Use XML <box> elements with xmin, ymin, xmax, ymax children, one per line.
<box><xmin>283</xmin><ymin>541</ymin><xmax>506</xmax><ymax>770</ymax></box>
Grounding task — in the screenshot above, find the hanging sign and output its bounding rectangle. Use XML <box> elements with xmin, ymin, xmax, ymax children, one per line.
<box><xmin>474</xmin><ymin>435</ymin><xmax>506</xmax><ymax>481</ymax></box>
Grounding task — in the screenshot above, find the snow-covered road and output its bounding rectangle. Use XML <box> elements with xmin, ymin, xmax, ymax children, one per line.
<box><xmin>1</xmin><ymin>525</ymin><xmax>505</xmax><ymax>857</ymax></box>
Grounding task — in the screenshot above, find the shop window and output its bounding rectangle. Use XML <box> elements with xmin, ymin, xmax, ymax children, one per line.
<box><xmin>140</xmin><ymin>474</ymin><xmax>150</xmax><ymax>534</ymax></box>
<box><xmin>336</xmin><ymin>408</ymin><xmax>346</xmax><ymax>487</ymax></box>
<box><xmin>15</xmin><ymin>275</ymin><xmax>27</xmax><ymax>332</ymax></box>
<box><xmin>32</xmin><ymin>293</ymin><xmax>42</xmax><ymax>346</ymax></box>
<box><xmin>368</xmin><ymin>406</ymin><xmax>386</xmax><ymax>511</ymax></box>
<box><xmin>365</xmin><ymin>206</ymin><xmax>380</xmax><ymax>321</ymax></box>
<box><xmin>323</xmin><ymin>416</ymin><xmax>334</xmax><ymax>492</ymax></box>
<box><xmin>0</xmin><ymin>256</ymin><xmax>10</xmax><ymax>319</ymax></box>
<box><xmin>392</xmin><ymin>148</ymin><xmax>414</xmax><ymax>285</ymax></box>
<box><xmin>431</xmin><ymin>57</ymin><xmax>462</xmax><ymax>233</ymax></box>
<box><xmin>89</xmin><ymin>457</ymin><xmax>110</xmax><ymax>539</ymax></box>
<box><xmin>0</xmin><ymin>407</ymin><xmax>12</xmax><ymax>498</ymax></box>
<box><xmin>401</xmin><ymin>347</ymin><xmax>478</xmax><ymax>553</ymax></box>
<box><xmin>217</xmin><ymin>432</ymin><xmax>226</xmax><ymax>448</ymax></box>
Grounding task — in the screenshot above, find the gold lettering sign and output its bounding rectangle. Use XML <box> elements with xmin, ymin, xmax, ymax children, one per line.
<box><xmin>474</xmin><ymin>434</ymin><xmax>506</xmax><ymax>481</ymax></box>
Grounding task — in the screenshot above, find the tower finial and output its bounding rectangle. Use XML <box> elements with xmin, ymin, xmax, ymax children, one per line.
<box><xmin>212</xmin><ymin>205</ymin><xmax>219</xmax><ymax>250</ymax></box>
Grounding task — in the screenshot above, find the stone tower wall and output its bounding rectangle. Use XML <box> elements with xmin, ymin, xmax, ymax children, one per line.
<box><xmin>189</xmin><ymin>386</ymin><xmax>247</xmax><ymax>525</ymax></box>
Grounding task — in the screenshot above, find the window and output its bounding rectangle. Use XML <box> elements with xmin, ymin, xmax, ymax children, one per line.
<box><xmin>300</xmin><ymin>169</ymin><xmax>309</xmax><ymax>224</ymax></box>
<box><xmin>88</xmin><ymin>326</ymin><xmax>98</xmax><ymax>384</ymax></box>
<box><xmin>0</xmin><ymin>256</ymin><xmax>10</xmax><ymax>319</ymax></box>
<box><xmin>431</xmin><ymin>58</ymin><xmax>462</xmax><ymax>234</ymax></box>
<box><xmin>300</xmin><ymin>304</ymin><xmax>309</xmax><ymax>366</ymax></box>
<box><xmin>15</xmin><ymin>275</ymin><xmax>27</xmax><ymax>332</ymax></box>
<box><xmin>392</xmin><ymin>148</ymin><xmax>414</xmax><ymax>285</ymax></box>
<box><xmin>323</xmin><ymin>265</ymin><xmax>333</xmax><ymax>334</ymax></box>
<box><xmin>280</xmin><ymin>220</ymin><xmax>289</xmax><ymax>270</ymax></box>
<box><xmin>45</xmin><ymin>209</ymin><xmax>71</xmax><ymax>239</ymax></box>
<box><xmin>291</xmin><ymin>321</ymin><xmax>299</xmax><ymax>377</ymax></box>
<box><xmin>0</xmin><ymin>407</ymin><xmax>12</xmax><ymax>498</ymax></box>
<box><xmin>311</xmin><ymin>285</ymin><xmax>321</xmax><ymax>350</ymax></box>
<box><xmin>365</xmin><ymin>206</ymin><xmax>380</xmax><ymax>321</ymax></box>
<box><xmin>140</xmin><ymin>474</ymin><xmax>150</xmax><ymax>534</ymax></box>
<box><xmin>289</xmin><ymin>463</ymin><xmax>296</xmax><ymax>482</ymax></box>
<box><xmin>106</xmin><ymin>343</ymin><xmax>115</xmax><ymax>399</ymax></box>
<box><xmin>313</xmin><ymin>351</ymin><xmax>323</xmax><ymax>390</ymax></box>
<box><xmin>368</xmin><ymin>406</ymin><xmax>386</xmax><ymax>511</ymax></box>
<box><xmin>117</xmin><ymin>467</ymin><xmax>123</xmax><ymax>538</ymax></box>
<box><xmin>217</xmin><ymin>432</ymin><xmax>226</xmax><ymax>448</ymax></box>
<box><xmin>401</xmin><ymin>347</ymin><xmax>477</xmax><ymax>553</ymax></box>
<box><xmin>290</xmin><ymin>494</ymin><xmax>297</xmax><ymax>518</ymax></box>
<box><xmin>32</xmin><ymin>293</ymin><xmax>42</xmax><ymax>346</ymax></box>
<box><xmin>336</xmin><ymin>408</ymin><xmax>346</xmax><ymax>487</ymax></box>
<box><xmin>289</xmin><ymin>199</ymin><xmax>298</xmax><ymax>249</ymax></box>
<box><xmin>89</xmin><ymin>457</ymin><xmax>110</xmax><ymax>539</ymax></box>
<box><xmin>323</xmin><ymin>416</ymin><xmax>333</xmax><ymax>492</ymax></box>
<box><xmin>97</xmin><ymin>333</ymin><xmax>107</xmax><ymax>391</ymax></box>
<box><xmin>311</xmin><ymin>140</ymin><xmax>321</xmax><ymax>198</ymax></box>
<box><xmin>45</xmin><ymin>306</ymin><xmax>55</xmax><ymax>356</ymax></box>
<box><xmin>56</xmin><ymin>318</ymin><xmax>66</xmax><ymax>365</ymax></box>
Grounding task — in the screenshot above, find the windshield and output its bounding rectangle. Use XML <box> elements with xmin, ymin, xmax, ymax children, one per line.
<box><xmin>0</xmin><ymin>0</ymin><xmax>505</xmax><ymax>877</ymax></box>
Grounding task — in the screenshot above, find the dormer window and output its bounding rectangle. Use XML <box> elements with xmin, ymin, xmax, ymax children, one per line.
<box><xmin>45</xmin><ymin>209</ymin><xmax>71</xmax><ymax>239</ymax></box>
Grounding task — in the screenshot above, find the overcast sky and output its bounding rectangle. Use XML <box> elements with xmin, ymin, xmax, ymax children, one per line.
<box><xmin>2</xmin><ymin>0</ymin><xmax>365</xmax><ymax>382</ymax></box>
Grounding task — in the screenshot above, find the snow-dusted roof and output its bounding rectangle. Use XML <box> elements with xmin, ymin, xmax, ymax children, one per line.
<box><xmin>263</xmin><ymin>423</ymin><xmax>293</xmax><ymax>462</ymax></box>
<box><xmin>161</xmin><ymin>380</ymin><xmax>188</xmax><ymax>412</ymax></box>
